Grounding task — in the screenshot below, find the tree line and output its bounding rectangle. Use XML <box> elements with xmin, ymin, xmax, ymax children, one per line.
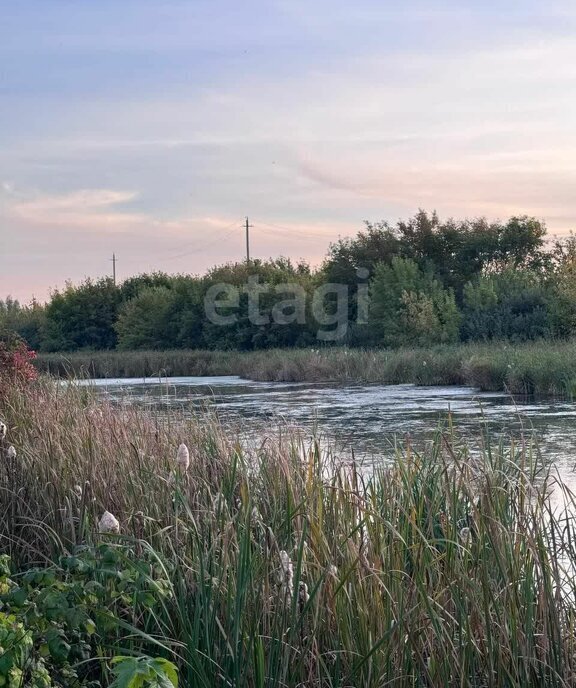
<box><xmin>3</xmin><ymin>210</ymin><xmax>576</xmax><ymax>351</ymax></box>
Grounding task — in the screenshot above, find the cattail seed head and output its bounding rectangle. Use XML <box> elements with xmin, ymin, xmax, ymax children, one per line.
<box><xmin>98</xmin><ymin>510</ymin><xmax>120</xmax><ymax>534</ymax></box>
<box><xmin>279</xmin><ymin>550</ymin><xmax>293</xmax><ymax>578</ymax></box>
<box><xmin>298</xmin><ymin>581</ymin><xmax>310</xmax><ymax>609</ymax></box>
<box><xmin>278</xmin><ymin>550</ymin><xmax>294</xmax><ymax>603</ymax></box>
<box><xmin>176</xmin><ymin>443</ymin><xmax>190</xmax><ymax>471</ymax></box>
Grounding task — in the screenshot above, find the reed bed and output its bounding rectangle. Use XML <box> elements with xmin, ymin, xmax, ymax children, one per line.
<box><xmin>2</xmin><ymin>379</ymin><xmax>576</xmax><ymax>686</ymax></box>
<box><xmin>35</xmin><ymin>340</ymin><xmax>576</xmax><ymax>396</ymax></box>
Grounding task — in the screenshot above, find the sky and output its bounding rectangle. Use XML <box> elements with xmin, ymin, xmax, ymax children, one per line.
<box><xmin>2</xmin><ymin>0</ymin><xmax>576</xmax><ymax>302</ymax></box>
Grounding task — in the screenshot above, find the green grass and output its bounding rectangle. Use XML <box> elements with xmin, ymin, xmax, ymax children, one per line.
<box><xmin>2</xmin><ymin>378</ymin><xmax>576</xmax><ymax>685</ymax></box>
<box><xmin>36</xmin><ymin>339</ymin><xmax>576</xmax><ymax>395</ymax></box>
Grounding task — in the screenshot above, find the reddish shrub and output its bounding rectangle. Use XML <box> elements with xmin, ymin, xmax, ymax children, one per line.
<box><xmin>0</xmin><ymin>333</ymin><xmax>38</xmax><ymax>388</ymax></box>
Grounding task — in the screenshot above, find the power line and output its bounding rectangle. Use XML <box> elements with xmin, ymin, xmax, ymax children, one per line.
<box><xmin>254</xmin><ymin>219</ymin><xmax>338</xmax><ymax>240</ymax></box>
<box><xmin>106</xmin><ymin>216</ymin><xmax>339</xmax><ymax>279</ymax></box>
<box><xmin>144</xmin><ymin>219</ymin><xmax>242</xmax><ymax>263</ymax></box>
<box><xmin>163</xmin><ymin>222</ymin><xmax>242</xmax><ymax>261</ymax></box>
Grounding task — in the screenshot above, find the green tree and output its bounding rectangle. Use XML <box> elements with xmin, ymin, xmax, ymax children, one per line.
<box><xmin>116</xmin><ymin>286</ymin><xmax>179</xmax><ymax>350</ymax></box>
<box><xmin>42</xmin><ymin>278</ymin><xmax>121</xmax><ymax>351</ymax></box>
<box><xmin>369</xmin><ymin>257</ymin><xmax>460</xmax><ymax>347</ymax></box>
<box><xmin>322</xmin><ymin>211</ymin><xmax>549</xmax><ymax>308</ymax></box>
<box><xmin>0</xmin><ymin>298</ymin><xmax>46</xmax><ymax>349</ymax></box>
<box><xmin>170</xmin><ymin>276</ymin><xmax>205</xmax><ymax>349</ymax></box>
<box><xmin>201</xmin><ymin>259</ymin><xmax>315</xmax><ymax>350</ymax></box>
<box><xmin>461</xmin><ymin>269</ymin><xmax>551</xmax><ymax>342</ymax></box>
<box><xmin>546</xmin><ymin>241</ymin><xmax>576</xmax><ymax>338</ymax></box>
<box><xmin>120</xmin><ymin>272</ymin><xmax>174</xmax><ymax>301</ymax></box>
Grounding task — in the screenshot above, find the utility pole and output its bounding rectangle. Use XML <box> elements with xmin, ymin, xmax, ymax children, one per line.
<box><xmin>245</xmin><ymin>217</ymin><xmax>252</xmax><ymax>263</ymax></box>
<box><xmin>111</xmin><ymin>253</ymin><xmax>117</xmax><ymax>285</ymax></box>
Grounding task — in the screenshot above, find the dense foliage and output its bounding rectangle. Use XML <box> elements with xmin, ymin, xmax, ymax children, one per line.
<box><xmin>0</xmin><ymin>550</ymin><xmax>178</xmax><ymax>687</ymax></box>
<box><xmin>2</xmin><ymin>211</ymin><xmax>575</xmax><ymax>351</ymax></box>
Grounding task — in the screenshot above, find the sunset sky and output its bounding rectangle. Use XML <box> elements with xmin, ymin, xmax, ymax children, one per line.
<box><xmin>2</xmin><ymin>0</ymin><xmax>576</xmax><ymax>302</ymax></box>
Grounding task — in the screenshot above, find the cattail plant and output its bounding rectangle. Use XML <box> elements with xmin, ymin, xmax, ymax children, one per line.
<box><xmin>298</xmin><ymin>581</ymin><xmax>310</xmax><ymax>612</ymax></box>
<box><xmin>278</xmin><ymin>550</ymin><xmax>294</xmax><ymax>605</ymax></box>
<box><xmin>98</xmin><ymin>510</ymin><xmax>120</xmax><ymax>534</ymax></box>
<box><xmin>176</xmin><ymin>443</ymin><xmax>190</xmax><ymax>471</ymax></box>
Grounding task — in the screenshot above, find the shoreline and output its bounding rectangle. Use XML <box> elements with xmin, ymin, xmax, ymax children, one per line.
<box><xmin>35</xmin><ymin>340</ymin><xmax>576</xmax><ymax>397</ymax></box>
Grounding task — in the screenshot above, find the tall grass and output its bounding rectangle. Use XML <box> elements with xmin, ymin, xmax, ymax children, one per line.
<box><xmin>35</xmin><ymin>349</ymin><xmax>235</xmax><ymax>380</ymax></box>
<box><xmin>36</xmin><ymin>340</ymin><xmax>576</xmax><ymax>395</ymax></box>
<box><xmin>2</xmin><ymin>379</ymin><xmax>576</xmax><ymax>685</ymax></box>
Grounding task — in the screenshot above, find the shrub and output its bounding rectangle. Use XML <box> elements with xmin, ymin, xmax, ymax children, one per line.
<box><xmin>0</xmin><ymin>547</ymin><xmax>178</xmax><ymax>687</ymax></box>
<box><xmin>0</xmin><ymin>332</ymin><xmax>37</xmax><ymax>390</ymax></box>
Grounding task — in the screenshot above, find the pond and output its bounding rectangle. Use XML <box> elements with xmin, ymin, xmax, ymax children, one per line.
<box><xmin>82</xmin><ymin>375</ymin><xmax>576</xmax><ymax>485</ymax></box>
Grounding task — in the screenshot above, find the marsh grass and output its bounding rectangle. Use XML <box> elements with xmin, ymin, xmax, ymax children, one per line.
<box><xmin>2</xmin><ymin>379</ymin><xmax>576</xmax><ymax>685</ymax></box>
<box><xmin>35</xmin><ymin>340</ymin><xmax>576</xmax><ymax>396</ymax></box>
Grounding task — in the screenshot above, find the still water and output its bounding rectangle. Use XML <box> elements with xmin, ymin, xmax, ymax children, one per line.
<box><xmin>84</xmin><ymin>375</ymin><xmax>576</xmax><ymax>481</ymax></box>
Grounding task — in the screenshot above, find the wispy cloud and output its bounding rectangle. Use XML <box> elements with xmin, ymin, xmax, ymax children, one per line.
<box><xmin>3</xmin><ymin>187</ymin><xmax>141</xmax><ymax>231</ymax></box>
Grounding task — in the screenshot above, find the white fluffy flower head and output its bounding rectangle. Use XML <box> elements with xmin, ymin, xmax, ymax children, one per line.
<box><xmin>176</xmin><ymin>443</ymin><xmax>190</xmax><ymax>471</ymax></box>
<box><xmin>98</xmin><ymin>510</ymin><xmax>120</xmax><ymax>534</ymax></box>
<box><xmin>298</xmin><ymin>581</ymin><xmax>310</xmax><ymax>609</ymax></box>
<box><xmin>6</xmin><ymin>446</ymin><xmax>16</xmax><ymax>460</ymax></box>
<box><xmin>278</xmin><ymin>550</ymin><xmax>294</xmax><ymax>603</ymax></box>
